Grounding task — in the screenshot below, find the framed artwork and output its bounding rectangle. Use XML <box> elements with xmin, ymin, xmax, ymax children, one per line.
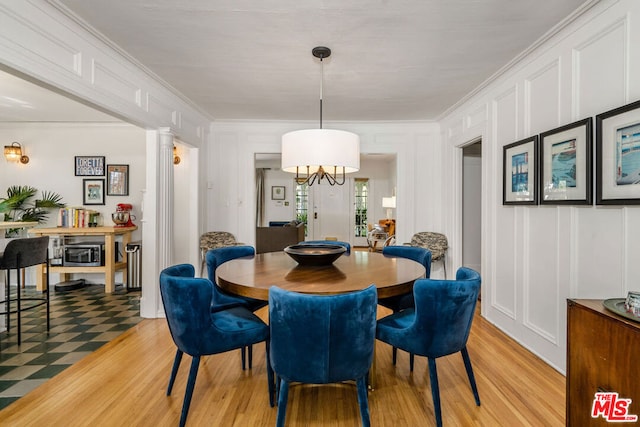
<box><xmin>75</xmin><ymin>156</ymin><xmax>105</xmax><ymax>176</ymax></box>
<box><xmin>539</xmin><ymin>118</ymin><xmax>593</xmax><ymax>205</ymax></box>
<box><xmin>83</xmin><ymin>178</ymin><xmax>105</xmax><ymax>205</ymax></box>
<box><xmin>596</xmin><ymin>99</ymin><xmax>640</xmax><ymax>205</ymax></box>
<box><xmin>271</xmin><ymin>186</ymin><xmax>285</xmax><ymax>200</ymax></box>
<box><xmin>503</xmin><ymin>136</ymin><xmax>538</xmax><ymax>205</ymax></box>
<box><xmin>107</xmin><ymin>164</ymin><xmax>129</xmax><ymax>196</ymax></box>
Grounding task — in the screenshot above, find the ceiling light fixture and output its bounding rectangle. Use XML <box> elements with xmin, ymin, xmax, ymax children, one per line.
<box><xmin>4</xmin><ymin>142</ymin><xmax>29</xmax><ymax>164</ymax></box>
<box><xmin>281</xmin><ymin>46</ymin><xmax>360</xmax><ymax>186</ymax></box>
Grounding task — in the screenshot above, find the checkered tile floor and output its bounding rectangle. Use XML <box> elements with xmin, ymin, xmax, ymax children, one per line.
<box><xmin>0</xmin><ymin>284</ymin><xmax>141</xmax><ymax>410</ymax></box>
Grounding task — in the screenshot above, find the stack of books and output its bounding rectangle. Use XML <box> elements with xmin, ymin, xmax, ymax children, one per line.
<box><xmin>57</xmin><ymin>208</ymin><xmax>100</xmax><ymax>228</ymax></box>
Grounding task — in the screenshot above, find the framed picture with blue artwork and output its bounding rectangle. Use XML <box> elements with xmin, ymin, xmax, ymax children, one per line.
<box><xmin>539</xmin><ymin>118</ymin><xmax>592</xmax><ymax>205</ymax></box>
<box><xmin>596</xmin><ymin>99</ymin><xmax>640</xmax><ymax>205</ymax></box>
<box><xmin>503</xmin><ymin>136</ymin><xmax>538</xmax><ymax>205</ymax></box>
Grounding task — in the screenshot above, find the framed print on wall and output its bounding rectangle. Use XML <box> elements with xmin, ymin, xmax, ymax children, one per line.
<box><xmin>503</xmin><ymin>136</ymin><xmax>538</xmax><ymax>205</ymax></box>
<box><xmin>83</xmin><ymin>178</ymin><xmax>105</xmax><ymax>205</ymax></box>
<box><xmin>75</xmin><ymin>156</ymin><xmax>105</xmax><ymax>176</ymax></box>
<box><xmin>539</xmin><ymin>118</ymin><xmax>592</xmax><ymax>205</ymax></box>
<box><xmin>596</xmin><ymin>99</ymin><xmax>640</xmax><ymax>205</ymax></box>
<box><xmin>107</xmin><ymin>164</ymin><xmax>129</xmax><ymax>196</ymax></box>
<box><xmin>271</xmin><ymin>186</ymin><xmax>285</xmax><ymax>200</ymax></box>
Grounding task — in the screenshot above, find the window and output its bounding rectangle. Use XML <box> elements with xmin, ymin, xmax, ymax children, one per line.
<box><xmin>354</xmin><ymin>179</ymin><xmax>368</xmax><ymax>237</ymax></box>
<box><xmin>295</xmin><ymin>182</ymin><xmax>309</xmax><ymax>236</ymax></box>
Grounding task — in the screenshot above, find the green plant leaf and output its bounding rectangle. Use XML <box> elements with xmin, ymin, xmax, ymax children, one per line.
<box><xmin>35</xmin><ymin>191</ymin><xmax>66</xmax><ymax>208</ymax></box>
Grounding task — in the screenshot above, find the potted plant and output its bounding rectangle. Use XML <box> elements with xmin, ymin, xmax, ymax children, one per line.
<box><xmin>0</xmin><ymin>185</ymin><xmax>65</xmax><ymax>236</ymax></box>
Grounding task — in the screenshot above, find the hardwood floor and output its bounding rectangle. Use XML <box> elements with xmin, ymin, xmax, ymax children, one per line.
<box><xmin>0</xmin><ymin>307</ymin><xmax>565</xmax><ymax>426</ymax></box>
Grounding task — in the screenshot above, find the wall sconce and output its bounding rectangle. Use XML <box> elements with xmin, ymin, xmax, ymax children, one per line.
<box><xmin>4</xmin><ymin>142</ymin><xmax>29</xmax><ymax>164</ymax></box>
<box><xmin>173</xmin><ymin>145</ymin><xmax>181</xmax><ymax>165</ymax></box>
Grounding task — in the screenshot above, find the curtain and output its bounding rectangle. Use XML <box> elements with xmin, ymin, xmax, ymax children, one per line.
<box><xmin>256</xmin><ymin>168</ymin><xmax>266</xmax><ymax>227</ymax></box>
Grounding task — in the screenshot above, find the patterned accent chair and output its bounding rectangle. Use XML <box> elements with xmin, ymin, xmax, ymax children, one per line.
<box><xmin>199</xmin><ymin>231</ymin><xmax>242</xmax><ymax>276</ymax></box>
<box><xmin>407</xmin><ymin>232</ymin><xmax>448</xmax><ymax>279</ymax></box>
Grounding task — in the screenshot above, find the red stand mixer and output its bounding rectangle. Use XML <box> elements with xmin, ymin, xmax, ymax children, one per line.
<box><xmin>112</xmin><ymin>203</ymin><xmax>136</xmax><ymax>227</ymax></box>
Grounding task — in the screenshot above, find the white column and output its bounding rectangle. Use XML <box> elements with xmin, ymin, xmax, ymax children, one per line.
<box><xmin>158</xmin><ymin>128</ymin><xmax>175</xmax><ymax>268</ymax></box>
<box><xmin>140</xmin><ymin>128</ymin><xmax>175</xmax><ymax>318</ymax></box>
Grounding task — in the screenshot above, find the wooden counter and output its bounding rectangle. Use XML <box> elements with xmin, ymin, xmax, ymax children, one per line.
<box><xmin>29</xmin><ymin>226</ymin><xmax>137</xmax><ymax>293</ymax></box>
<box><xmin>566</xmin><ymin>299</ymin><xmax>640</xmax><ymax>425</ymax></box>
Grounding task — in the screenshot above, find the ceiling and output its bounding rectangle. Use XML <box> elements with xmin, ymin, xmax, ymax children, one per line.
<box><xmin>1</xmin><ymin>0</ymin><xmax>588</xmax><ymax>123</ymax></box>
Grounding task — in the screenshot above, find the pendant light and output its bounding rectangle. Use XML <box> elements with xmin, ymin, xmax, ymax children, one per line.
<box><xmin>281</xmin><ymin>46</ymin><xmax>360</xmax><ymax>186</ymax></box>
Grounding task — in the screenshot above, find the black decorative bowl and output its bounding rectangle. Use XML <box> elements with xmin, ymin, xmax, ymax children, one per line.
<box><xmin>284</xmin><ymin>244</ymin><xmax>346</xmax><ymax>266</ymax></box>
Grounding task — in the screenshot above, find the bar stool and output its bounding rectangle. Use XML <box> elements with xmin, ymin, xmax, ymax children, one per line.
<box><xmin>0</xmin><ymin>236</ymin><xmax>50</xmax><ymax>344</ymax></box>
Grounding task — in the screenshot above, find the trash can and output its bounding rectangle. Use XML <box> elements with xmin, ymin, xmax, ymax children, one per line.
<box><xmin>126</xmin><ymin>241</ymin><xmax>142</xmax><ymax>291</ymax></box>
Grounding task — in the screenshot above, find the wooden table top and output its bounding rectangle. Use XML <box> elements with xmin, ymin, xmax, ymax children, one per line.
<box><xmin>216</xmin><ymin>250</ymin><xmax>426</xmax><ymax>301</ymax></box>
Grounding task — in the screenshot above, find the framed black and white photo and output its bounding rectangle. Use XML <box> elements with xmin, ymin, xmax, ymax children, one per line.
<box><xmin>596</xmin><ymin>99</ymin><xmax>640</xmax><ymax>204</ymax></box>
<box><xmin>271</xmin><ymin>186</ymin><xmax>285</xmax><ymax>200</ymax></box>
<box><xmin>503</xmin><ymin>136</ymin><xmax>538</xmax><ymax>205</ymax></box>
<box><xmin>539</xmin><ymin>118</ymin><xmax>592</xmax><ymax>205</ymax></box>
<box><xmin>75</xmin><ymin>156</ymin><xmax>105</xmax><ymax>176</ymax></box>
<box><xmin>83</xmin><ymin>178</ymin><xmax>105</xmax><ymax>205</ymax></box>
<box><xmin>107</xmin><ymin>164</ymin><xmax>129</xmax><ymax>196</ymax></box>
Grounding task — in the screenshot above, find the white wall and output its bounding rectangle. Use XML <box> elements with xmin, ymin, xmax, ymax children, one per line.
<box><xmin>0</xmin><ymin>122</ymin><xmax>146</xmax><ymax>284</ymax></box>
<box><xmin>209</xmin><ymin>120</ymin><xmax>442</xmax><ymax>254</ymax></box>
<box><xmin>440</xmin><ymin>0</ymin><xmax>640</xmax><ymax>372</ymax></box>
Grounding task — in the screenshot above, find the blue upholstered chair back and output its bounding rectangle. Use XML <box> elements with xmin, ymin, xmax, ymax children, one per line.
<box><xmin>160</xmin><ymin>264</ymin><xmax>214</xmax><ymax>357</ymax></box>
<box><xmin>406</xmin><ymin>267</ymin><xmax>480</xmax><ymax>358</ymax></box>
<box><xmin>382</xmin><ymin>245</ymin><xmax>432</xmax><ymax>278</ymax></box>
<box><xmin>206</xmin><ymin>245</ymin><xmax>255</xmax><ymax>281</ymax></box>
<box><xmin>161</xmin><ymin>263</ymin><xmax>263</xmax><ymax>357</ymax></box>
<box><xmin>297</xmin><ymin>240</ymin><xmax>351</xmax><ymax>255</ymax></box>
<box><xmin>269</xmin><ymin>285</ymin><xmax>377</xmax><ymax>384</ymax></box>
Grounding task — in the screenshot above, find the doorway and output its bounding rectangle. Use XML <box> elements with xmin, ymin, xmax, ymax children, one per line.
<box><xmin>462</xmin><ymin>141</ymin><xmax>481</xmax><ymax>273</ymax></box>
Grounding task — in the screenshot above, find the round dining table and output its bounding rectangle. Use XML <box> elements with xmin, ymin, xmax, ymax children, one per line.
<box><xmin>216</xmin><ymin>250</ymin><xmax>426</xmax><ymax>301</ymax></box>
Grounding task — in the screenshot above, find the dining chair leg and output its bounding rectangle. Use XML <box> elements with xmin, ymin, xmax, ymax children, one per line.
<box><xmin>179</xmin><ymin>356</ymin><xmax>200</xmax><ymax>427</ymax></box>
<box><xmin>356</xmin><ymin>376</ymin><xmax>371</xmax><ymax>427</ymax></box>
<box><xmin>248</xmin><ymin>344</ymin><xmax>253</xmax><ymax>369</ymax></box>
<box><xmin>392</xmin><ymin>347</ymin><xmax>397</xmax><ymax>365</ymax></box>
<box><xmin>276</xmin><ymin>379</ymin><xmax>290</xmax><ymax>427</ymax></box>
<box><xmin>427</xmin><ymin>358</ymin><xmax>443</xmax><ymax>427</ymax></box>
<box><xmin>167</xmin><ymin>349</ymin><xmax>184</xmax><ymax>395</ymax></box>
<box><xmin>266</xmin><ymin>341</ymin><xmax>275</xmax><ymax>407</ymax></box>
<box><xmin>461</xmin><ymin>346</ymin><xmax>481</xmax><ymax>406</ymax></box>
<box><xmin>241</xmin><ymin>347</ymin><xmax>246</xmax><ymax>370</ymax></box>
<box><xmin>410</xmin><ymin>353</ymin><xmax>415</xmax><ymax>372</ymax></box>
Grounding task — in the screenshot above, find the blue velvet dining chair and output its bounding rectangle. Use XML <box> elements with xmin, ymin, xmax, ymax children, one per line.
<box><xmin>159</xmin><ymin>264</ymin><xmax>274</xmax><ymax>427</ymax></box>
<box><xmin>269</xmin><ymin>285</ymin><xmax>377</xmax><ymax>427</ymax></box>
<box><xmin>296</xmin><ymin>240</ymin><xmax>351</xmax><ymax>255</ymax></box>
<box><xmin>206</xmin><ymin>245</ymin><xmax>268</xmax><ymax>369</ymax></box>
<box><xmin>378</xmin><ymin>245</ymin><xmax>431</xmax><ymax>370</ymax></box>
<box><xmin>376</xmin><ymin>267</ymin><xmax>481</xmax><ymax>427</ymax></box>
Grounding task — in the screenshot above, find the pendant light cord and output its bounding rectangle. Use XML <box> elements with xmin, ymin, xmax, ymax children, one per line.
<box><xmin>319</xmin><ymin>55</ymin><xmax>324</xmax><ymax>129</ymax></box>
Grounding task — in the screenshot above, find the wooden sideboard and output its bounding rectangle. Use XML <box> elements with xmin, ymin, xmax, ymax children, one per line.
<box><xmin>566</xmin><ymin>299</ymin><xmax>640</xmax><ymax>426</ymax></box>
<box><xmin>29</xmin><ymin>226</ymin><xmax>137</xmax><ymax>293</ymax></box>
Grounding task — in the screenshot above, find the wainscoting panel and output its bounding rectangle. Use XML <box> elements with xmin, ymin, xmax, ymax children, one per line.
<box><xmin>574</xmin><ymin>208</ymin><xmax>624</xmax><ymax>298</ymax></box>
<box><xmin>573</xmin><ymin>14</ymin><xmax>628</xmax><ymax>116</ymax></box>
<box><xmin>525</xmin><ymin>58</ymin><xmax>561</xmax><ymax>134</ymax></box>
<box><xmin>0</xmin><ymin>3</ymin><xmax>82</xmax><ymax>77</ymax></box>
<box><xmin>524</xmin><ymin>207</ymin><xmax>561</xmax><ymax>344</ymax></box>
<box><xmin>91</xmin><ymin>59</ymin><xmax>143</xmax><ymax>107</ymax></box>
